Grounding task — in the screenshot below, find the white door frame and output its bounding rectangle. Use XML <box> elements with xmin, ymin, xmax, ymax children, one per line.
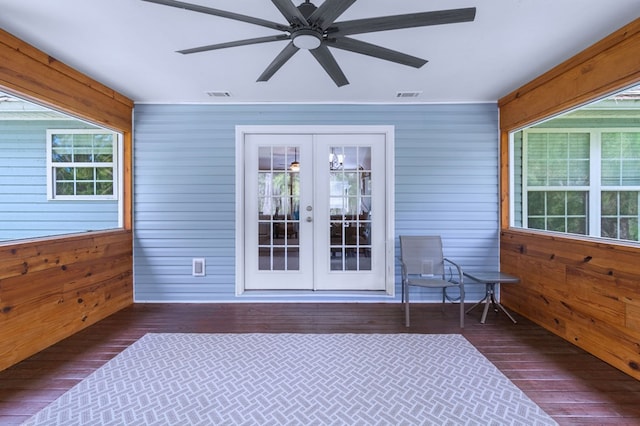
<box><xmin>235</xmin><ymin>125</ymin><xmax>395</xmax><ymax>296</ymax></box>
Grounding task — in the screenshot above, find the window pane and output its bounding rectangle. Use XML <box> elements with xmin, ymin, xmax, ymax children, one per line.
<box><xmin>74</xmin><ymin>149</ymin><xmax>93</xmax><ymax>162</ymax></box>
<box><xmin>527</xmin><ymin>160</ymin><xmax>547</xmax><ymax>186</ymax></box>
<box><xmin>96</xmin><ymin>182</ymin><xmax>114</xmax><ymax>195</ymax></box>
<box><xmin>601</xmin><ymin>218</ymin><xmax>618</xmax><ymax>239</ymax></box>
<box><xmin>620</xmin><ymin>218</ymin><xmax>638</xmax><ymax>241</ymax></box>
<box><xmin>567</xmin><ymin>192</ymin><xmax>587</xmax><ymax>215</ymax></box>
<box><xmin>621</xmin><ymin>133</ymin><xmax>640</xmax><ymax>155</ymax></box>
<box><xmin>94</xmin><ymin>150</ymin><xmax>113</xmax><ymax>162</ymax></box>
<box><xmin>94</xmin><ymin>133</ymin><xmax>114</xmax><ymax>148</ymax></box>
<box><xmin>568</xmin><ymin>160</ymin><xmax>589</xmax><ymax>185</ymax></box>
<box><xmin>73</xmin><ymin>134</ymin><xmax>92</xmax><ymax>147</ymax></box>
<box><xmin>55</xmin><ymin>167</ymin><xmax>74</xmax><ymax>180</ymax></box>
<box><xmin>547</xmin><ymin>217</ymin><xmax>566</xmax><ymax>232</ymax></box>
<box><xmin>601</xmin><ymin>160</ymin><xmax>621</xmax><ymax>185</ymax></box>
<box><xmin>620</xmin><ymin>191</ymin><xmax>638</xmax><ymax>215</ymax></box>
<box><xmin>569</xmin><ymin>134</ymin><xmax>590</xmax><ymax>157</ymax></box>
<box><xmin>527</xmin><ymin>191</ymin><xmax>545</xmax><ymax>215</ymax></box>
<box><xmin>528</xmin><ymin>217</ymin><xmax>545</xmax><ymax>230</ymax></box>
<box><xmin>52</xmin><ymin>134</ymin><xmax>72</xmax><ymax>148</ymax></box>
<box><xmin>96</xmin><ymin>167</ymin><xmax>113</xmax><ymax>180</ymax></box>
<box><xmin>527</xmin><ymin>134</ymin><xmax>547</xmax><ymax>159</ymax></box>
<box><xmin>602</xmin><ymin>133</ymin><xmax>620</xmax><ymax>158</ymax></box>
<box><xmin>622</xmin><ymin>160</ymin><xmax>640</xmax><ymax>185</ymax></box>
<box><xmin>601</xmin><ymin>191</ymin><xmax>618</xmax><ymax>215</ymax></box>
<box><xmin>76</xmin><ymin>182</ymin><xmax>95</xmax><ymax>195</ymax></box>
<box><xmin>548</xmin><ymin>134</ymin><xmax>568</xmax><ymax>157</ymax></box>
<box><xmin>548</xmin><ymin>160</ymin><xmax>567</xmax><ymax>186</ymax></box>
<box><xmin>602</xmin><ymin>132</ymin><xmax>640</xmax><ymax>186</ymax></box>
<box><xmin>76</xmin><ymin>167</ymin><xmax>94</xmax><ymax>180</ymax></box>
<box><xmin>52</xmin><ymin>148</ymin><xmax>72</xmax><ymax>163</ymax></box>
<box><xmin>567</xmin><ymin>217</ymin><xmax>587</xmax><ymax>235</ymax></box>
<box><xmin>56</xmin><ymin>182</ymin><xmax>74</xmax><ymax>196</ymax></box>
<box><xmin>547</xmin><ymin>192</ymin><xmax>566</xmax><ymax>215</ymax></box>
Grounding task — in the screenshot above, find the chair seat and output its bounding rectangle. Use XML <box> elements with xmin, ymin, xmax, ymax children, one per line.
<box><xmin>406</xmin><ymin>277</ymin><xmax>460</xmax><ymax>288</ymax></box>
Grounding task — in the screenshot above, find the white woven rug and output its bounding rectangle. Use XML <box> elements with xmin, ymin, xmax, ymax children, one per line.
<box><xmin>23</xmin><ymin>333</ymin><xmax>557</xmax><ymax>425</ymax></box>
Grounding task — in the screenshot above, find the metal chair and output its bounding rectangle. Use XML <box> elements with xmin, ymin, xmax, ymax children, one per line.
<box><xmin>399</xmin><ymin>235</ymin><xmax>465</xmax><ymax>327</ymax></box>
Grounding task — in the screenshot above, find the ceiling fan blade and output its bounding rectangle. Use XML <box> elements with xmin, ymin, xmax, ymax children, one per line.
<box><xmin>328</xmin><ymin>7</ymin><xmax>476</xmax><ymax>36</ymax></box>
<box><xmin>271</xmin><ymin>0</ymin><xmax>308</xmax><ymax>26</ymax></box>
<box><xmin>328</xmin><ymin>37</ymin><xmax>427</xmax><ymax>68</ymax></box>
<box><xmin>310</xmin><ymin>45</ymin><xmax>349</xmax><ymax>87</ymax></box>
<box><xmin>178</xmin><ymin>35</ymin><xmax>290</xmax><ymax>54</ymax></box>
<box><xmin>141</xmin><ymin>0</ymin><xmax>290</xmax><ymax>32</ymax></box>
<box><xmin>257</xmin><ymin>42</ymin><xmax>300</xmax><ymax>82</ymax></box>
<box><xmin>308</xmin><ymin>0</ymin><xmax>357</xmax><ymax>30</ymax></box>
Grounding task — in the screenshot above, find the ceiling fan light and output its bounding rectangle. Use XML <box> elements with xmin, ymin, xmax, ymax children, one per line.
<box><xmin>292</xmin><ymin>30</ymin><xmax>322</xmax><ymax>50</ymax></box>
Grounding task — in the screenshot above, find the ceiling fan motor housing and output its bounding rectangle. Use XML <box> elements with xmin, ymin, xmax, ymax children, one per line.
<box><xmin>297</xmin><ymin>1</ymin><xmax>318</xmax><ymax>19</ymax></box>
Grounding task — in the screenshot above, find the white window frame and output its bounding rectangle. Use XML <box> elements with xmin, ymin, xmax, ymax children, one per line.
<box><xmin>521</xmin><ymin>127</ymin><xmax>640</xmax><ymax>239</ymax></box>
<box><xmin>46</xmin><ymin>129</ymin><xmax>120</xmax><ymax>201</ymax></box>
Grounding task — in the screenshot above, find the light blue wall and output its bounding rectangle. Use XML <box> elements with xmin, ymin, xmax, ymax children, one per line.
<box><xmin>133</xmin><ymin>103</ymin><xmax>499</xmax><ymax>302</ymax></box>
<box><xmin>0</xmin><ymin>120</ymin><xmax>119</xmax><ymax>241</ymax></box>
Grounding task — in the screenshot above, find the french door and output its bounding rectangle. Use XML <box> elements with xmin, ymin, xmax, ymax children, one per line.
<box><xmin>241</xmin><ymin>128</ymin><xmax>390</xmax><ymax>292</ymax></box>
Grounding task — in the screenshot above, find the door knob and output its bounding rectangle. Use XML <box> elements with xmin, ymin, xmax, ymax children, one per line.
<box><xmin>306</xmin><ymin>216</ymin><xmax>313</xmax><ymax>222</ymax></box>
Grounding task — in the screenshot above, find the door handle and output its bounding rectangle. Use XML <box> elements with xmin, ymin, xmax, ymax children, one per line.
<box><xmin>306</xmin><ymin>216</ymin><xmax>313</xmax><ymax>222</ymax></box>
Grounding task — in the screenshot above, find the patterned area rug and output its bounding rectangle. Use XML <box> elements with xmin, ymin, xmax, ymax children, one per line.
<box><xmin>24</xmin><ymin>333</ymin><xmax>557</xmax><ymax>425</ymax></box>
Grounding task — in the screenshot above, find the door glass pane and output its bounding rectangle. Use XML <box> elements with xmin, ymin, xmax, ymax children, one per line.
<box><xmin>329</xmin><ymin>146</ymin><xmax>372</xmax><ymax>271</ymax></box>
<box><xmin>257</xmin><ymin>145</ymin><xmax>300</xmax><ymax>271</ymax></box>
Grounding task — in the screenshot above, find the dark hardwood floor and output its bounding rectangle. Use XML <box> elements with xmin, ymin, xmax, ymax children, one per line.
<box><xmin>1</xmin><ymin>303</ymin><xmax>640</xmax><ymax>425</ymax></box>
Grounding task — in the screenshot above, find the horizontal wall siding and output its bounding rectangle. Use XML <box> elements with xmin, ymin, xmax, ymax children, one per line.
<box><xmin>0</xmin><ymin>120</ymin><xmax>119</xmax><ymax>241</ymax></box>
<box><xmin>134</xmin><ymin>103</ymin><xmax>498</xmax><ymax>302</ymax></box>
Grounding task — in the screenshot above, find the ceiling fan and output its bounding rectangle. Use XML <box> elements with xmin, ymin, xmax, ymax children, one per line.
<box><xmin>142</xmin><ymin>0</ymin><xmax>476</xmax><ymax>87</ymax></box>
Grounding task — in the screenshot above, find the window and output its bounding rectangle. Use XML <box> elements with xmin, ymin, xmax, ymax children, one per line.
<box><xmin>511</xmin><ymin>84</ymin><xmax>640</xmax><ymax>243</ymax></box>
<box><xmin>46</xmin><ymin>129</ymin><xmax>119</xmax><ymax>200</ymax></box>
<box><xmin>1</xmin><ymin>91</ymin><xmax>122</xmax><ymax>241</ymax></box>
<box><xmin>600</xmin><ymin>131</ymin><xmax>640</xmax><ymax>240</ymax></box>
<box><xmin>515</xmin><ymin>128</ymin><xmax>640</xmax><ymax>242</ymax></box>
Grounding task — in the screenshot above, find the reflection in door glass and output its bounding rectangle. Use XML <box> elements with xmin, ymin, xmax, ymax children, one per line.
<box><xmin>257</xmin><ymin>146</ymin><xmax>300</xmax><ymax>270</ymax></box>
<box><xmin>329</xmin><ymin>146</ymin><xmax>372</xmax><ymax>271</ymax></box>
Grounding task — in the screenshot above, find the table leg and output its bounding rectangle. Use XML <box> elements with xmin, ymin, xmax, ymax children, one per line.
<box><xmin>494</xmin><ymin>301</ymin><xmax>517</xmax><ymax>323</ymax></box>
<box><xmin>489</xmin><ymin>283</ymin><xmax>517</xmax><ymax>324</ymax></box>
<box><xmin>481</xmin><ymin>291</ymin><xmax>491</xmax><ymax>324</ymax></box>
<box><xmin>468</xmin><ymin>283</ymin><xmax>518</xmax><ymax>324</ymax></box>
<box><xmin>465</xmin><ymin>294</ymin><xmax>488</xmax><ymax>315</ymax></box>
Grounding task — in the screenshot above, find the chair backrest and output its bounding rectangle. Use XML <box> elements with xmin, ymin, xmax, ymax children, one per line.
<box><xmin>400</xmin><ymin>235</ymin><xmax>445</xmax><ymax>277</ymax></box>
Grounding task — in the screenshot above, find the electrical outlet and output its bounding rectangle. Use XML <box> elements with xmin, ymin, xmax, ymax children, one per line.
<box><xmin>192</xmin><ymin>258</ymin><xmax>205</xmax><ymax>276</ymax></box>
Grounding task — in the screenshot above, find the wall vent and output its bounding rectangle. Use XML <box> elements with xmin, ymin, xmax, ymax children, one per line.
<box><xmin>206</xmin><ymin>91</ymin><xmax>232</xmax><ymax>97</ymax></box>
<box><xmin>192</xmin><ymin>258</ymin><xmax>206</xmax><ymax>276</ymax></box>
<box><xmin>396</xmin><ymin>91</ymin><xmax>422</xmax><ymax>98</ymax></box>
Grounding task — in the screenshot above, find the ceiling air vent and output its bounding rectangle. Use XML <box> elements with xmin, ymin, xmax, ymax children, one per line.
<box><xmin>396</xmin><ymin>91</ymin><xmax>422</xmax><ymax>98</ymax></box>
<box><xmin>206</xmin><ymin>91</ymin><xmax>232</xmax><ymax>98</ymax></box>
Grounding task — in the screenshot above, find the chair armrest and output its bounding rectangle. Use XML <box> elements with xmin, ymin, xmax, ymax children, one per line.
<box><xmin>399</xmin><ymin>259</ymin><xmax>408</xmax><ymax>282</ymax></box>
<box><xmin>443</xmin><ymin>258</ymin><xmax>464</xmax><ymax>285</ymax></box>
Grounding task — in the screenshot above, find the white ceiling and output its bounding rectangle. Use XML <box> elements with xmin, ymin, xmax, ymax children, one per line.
<box><xmin>0</xmin><ymin>0</ymin><xmax>638</xmax><ymax>104</ymax></box>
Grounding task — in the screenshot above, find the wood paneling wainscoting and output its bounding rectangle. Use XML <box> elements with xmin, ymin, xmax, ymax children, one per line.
<box><xmin>0</xmin><ymin>230</ymin><xmax>133</xmax><ymax>372</ymax></box>
<box><xmin>500</xmin><ymin>229</ymin><xmax>640</xmax><ymax>380</ymax></box>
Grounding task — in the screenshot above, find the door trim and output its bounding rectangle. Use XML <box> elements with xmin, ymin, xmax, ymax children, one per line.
<box><xmin>235</xmin><ymin>125</ymin><xmax>395</xmax><ymax>297</ymax></box>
